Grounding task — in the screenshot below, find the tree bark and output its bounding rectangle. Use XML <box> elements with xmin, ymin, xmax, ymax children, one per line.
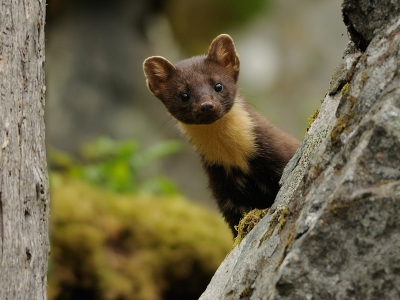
<box><xmin>0</xmin><ymin>0</ymin><xmax>49</xmax><ymax>299</ymax></box>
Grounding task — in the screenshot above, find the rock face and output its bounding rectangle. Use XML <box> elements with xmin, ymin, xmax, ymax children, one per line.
<box><xmin>200</xmin><ymin>1</ymin><xmax>400</xmax><ymax>299</ymax></box>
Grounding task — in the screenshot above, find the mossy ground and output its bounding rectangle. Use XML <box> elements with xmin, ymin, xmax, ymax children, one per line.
<box><xmin>48</xmin><ymin>173</ymin><xmax>231</xmax><ymax>300</ymax></box>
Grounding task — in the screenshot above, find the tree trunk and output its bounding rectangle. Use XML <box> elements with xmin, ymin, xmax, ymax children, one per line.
<box><xmin>0</xmin><ymin>0</ymin><xmax>49</xmax><ymax>299</ymax></box>
<box><xmin>200</xmin><ymin>1</ymin><xmax>400</xmax><ymax>299</ymax></box>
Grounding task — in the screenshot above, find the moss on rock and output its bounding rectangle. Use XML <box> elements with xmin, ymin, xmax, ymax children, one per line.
<box><xmin>233</xmin><ymin>209</ymin><xmax>269</xmax><ymax>248</ymax></box>
<box><xmin>306</xmin><ymin>107</ymin><xmax>320</xmax><ymax>132</ymax></box>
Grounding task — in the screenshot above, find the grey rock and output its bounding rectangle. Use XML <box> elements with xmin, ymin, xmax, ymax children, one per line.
<box><xmin>200</xmin><ymin>2</ymin><xmax>400</xmax><ymax>300</ymax></box>
<box><xmin>342</xmin><ymin>0</ymin><xmax>400</xmax><ymax>50</ymax></box>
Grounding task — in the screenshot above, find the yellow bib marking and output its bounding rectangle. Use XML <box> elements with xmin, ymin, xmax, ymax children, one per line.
<box><xmin>178</xmin><ymin>98</ymin><xmax>257</xmax><ymax>173</ymax></box>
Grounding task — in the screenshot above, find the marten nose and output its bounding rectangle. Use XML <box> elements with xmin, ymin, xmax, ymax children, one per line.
<box><xmin>200</xmin><ymin>101</ymin><xmax>215</xmax><ymax>112</ymax></box>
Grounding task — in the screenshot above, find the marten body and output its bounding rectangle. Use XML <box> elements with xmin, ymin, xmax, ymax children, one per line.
<box><xmin>143</xmin><ymin>34</ymin><xmax>300</xmax><ymax>236</ymax></box>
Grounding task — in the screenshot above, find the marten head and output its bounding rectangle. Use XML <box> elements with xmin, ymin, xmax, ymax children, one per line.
<box><xmin>143</xmin><ymin>34</ymin><xmax>240</xmax><ymax>125</ymax></box>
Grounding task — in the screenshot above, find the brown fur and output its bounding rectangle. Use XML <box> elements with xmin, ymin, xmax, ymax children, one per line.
<box><xmin>143</xmin><ymin>34</ymin><xmax>300</xmax><ymax>236</ymax></box>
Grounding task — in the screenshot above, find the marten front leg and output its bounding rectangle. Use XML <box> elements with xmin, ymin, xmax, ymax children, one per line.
<box><xmin>218</xmin><ymin>199</ymin><xmax>250</xmax><ymax>237</ymax></box>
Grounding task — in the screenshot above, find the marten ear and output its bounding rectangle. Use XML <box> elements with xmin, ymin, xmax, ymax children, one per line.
<box><xmin>143</xmin><ymin>56</ymin><xmax>176</xmax><ymax>97</ymax></box>
<box><xmin>207</xmin><ymin>34</ymin><xmax>240</xmax><ymax>81</ymax></box>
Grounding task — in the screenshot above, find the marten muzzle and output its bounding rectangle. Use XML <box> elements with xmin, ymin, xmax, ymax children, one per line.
<box><xmin>194</xmin><ymin>99</ymin><xmax>222</xmax><ymax>124</ymax></box>
<box><xmin>200</xmin><ymin>101</ymin><xmax>215</xmax><ymax>111</ymax></box>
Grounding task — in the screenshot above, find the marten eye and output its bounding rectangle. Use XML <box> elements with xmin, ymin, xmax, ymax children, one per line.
<box><xmin>180</xmin><ymin>93</ymin><xmax>190</xmax><ymax>102</ymax></box>
<box><xmin>214</xmin><ymin>83</ymin><xmax>223</xmax><ymax>92</ymax></box>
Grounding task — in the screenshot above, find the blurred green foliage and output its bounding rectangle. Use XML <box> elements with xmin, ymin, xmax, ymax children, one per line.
<box><xmin>50</xmin><ymin>137</ymin><xmax>183</xmax><ymax>195</ymax></box>
<box><xmin>48</xmin><ymin>174</ymin><xmax>232</xmax><ymax>300</ymax></box>
<box><xmin>164</xmin><ymin>0</ymin><xmax>270</xmax><ymax>54</ymax></box>
<box><xmin>48</xmin><ymin>136</ymin><xmax>232</xmax><ymax>299</ymax></box>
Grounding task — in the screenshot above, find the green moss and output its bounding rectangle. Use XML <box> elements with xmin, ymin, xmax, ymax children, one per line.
<box><xmin>330</xmin><ymin>76</ymin><xmax>361</xmax><ymax>148</ymax></box>
<box><xmin>306</xmin><ymin>107</ymin><xmax>320</xmax><ymax>132</ymax></box>
<box><xmin>48</xmin><ymin>173</ymin><xmax>231</xmax><ymax>300</ymax></box>
<box><xmin>240</xmin><ymin>285</ymin><xmax>255</xmax><ymax>298</ymax></box>
<box><xmin>330</xmin><ymin>95</ymin><xmax>359</xmax><ymax>148</ymax></box>
<box><xmin>277</xmin><ymin>206</ymin><xmax>289</xmax><ymax>234</ymax></box>
<box><xmin>347</xmin><ymin>95</ymin><xmax>357</xmax><ymax>109</ymax></box>
<box><xmin>334</xmin><ymin>168</ymin><xmax>342</xmax><ymax>176</ymax></box>
<box><xmin>360</xmin><ymin>68</ymin><xmax>369</xmax><ymax>87</ymax></box>
<box><xmin>275</xmin><ymin>230</ymin><xmax>295</xmax><ymax>270</ymax></box>
<box><xmin>259</xmin><ymin>206</ymin><xmax>289</xmax><ymax>246</ymax></box>
<box><xmin>232</xmin><ymin>208</ymin><xmax>269</xmax><ymax>248</ymax></box>
<box><xmin>329</xmin><ymin>199</ymin><xmax>363</xmax><ymax>215</ymax></box>
<box><xmin>341</xmin><ymin>82</ymin><xmax>349</xmax><ymax>95</ymax></box>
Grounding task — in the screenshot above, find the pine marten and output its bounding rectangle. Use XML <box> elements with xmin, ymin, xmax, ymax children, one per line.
<box><xmin>143</xmin><ymin>34</ymin><xmax>300</xmax><ymax>236</ymax></box>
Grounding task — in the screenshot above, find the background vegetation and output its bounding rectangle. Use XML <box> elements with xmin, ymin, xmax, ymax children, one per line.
<box><xmin>49</xmin><ymin>173</ymin><xmax>231</xmax><ymax>300</ymax></box>
<box><xmin>49</xmin><ymin>138</ymin><xmax>231</xmax><ymax>300</ymax></box>
<box><xmin>45</xmin><ymin>0</ymin><xmax>347</xmax><ymax>299</ymax></box>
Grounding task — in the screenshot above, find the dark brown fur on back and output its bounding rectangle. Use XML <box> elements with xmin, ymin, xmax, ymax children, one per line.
<box><xmin>204</xmin><ymin>102</ymin><xmax>299</xmax><ymax>234</ymax></box>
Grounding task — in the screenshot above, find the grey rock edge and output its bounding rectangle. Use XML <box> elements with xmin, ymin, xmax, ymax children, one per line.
<box><xmin>199</xmin><ymin>8</ymin><xmax>400</xmax><ymax>300</ymax></box>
